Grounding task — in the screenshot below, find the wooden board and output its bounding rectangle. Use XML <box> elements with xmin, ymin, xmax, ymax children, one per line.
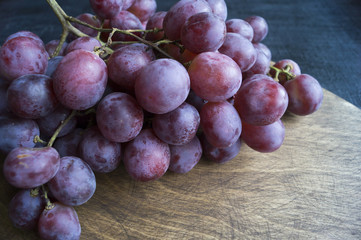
<box><xmin>1</xmin><ymin>89</ymin><xmax>361</xmax><ymax>239</ymax></box>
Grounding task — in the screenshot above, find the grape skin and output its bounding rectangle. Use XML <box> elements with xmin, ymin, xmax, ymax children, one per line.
<box><xmin>253</xmin><ymin>42</ymin><xmax>272</xmax><ymax>61</ymax></box>
<box><xmin>152</xmin><ymin>102</ymin><xmax>200</xmax><ymax>145</ymax></box>
<box><xmin>123</xmin><ymin>0</ymin><xmax>136</xmax><ymax>10</ymax></box>
<box><xmin>234</xmin><ymin>76</ymin><xmax>289</xmax><ymax>126</ymax></box>
<box><xmin>169</xmin><ymin>136</ymin><xmax>202</xmax><ymax>173</ymax></box>
<box><xmin>123</xmin><ymin>129</ymin><xmax>170</xmax><ymax>181</ymax></box>
<box><xmin>3</xmin><ymin>147</ymin><xmax>60</xmax><ymax>189</ymax></box>
<box><xmin>0</xmin><ymin>36</ymin><xmax>48</xmax><ymax>82</ymax></box>
<box><xmin>188</xmin><ymin>51</ymin><xmax>242</xmax><ymax>102</ymax></box>
<box><xmin>89</xmin><ymin>0</ymin><xmax>123</xmax><ymax>19</ymax></box>
<box><xmin>45</xmin><ymin>56</ymin><xmax>63</xmax><ymax>77</ymax></box>
<box><xmin>7</xmin><ymin>74</ymin><xmax>58</xmax><ymax>119</ymax></box>
<box><xmin>52</xmin><ymin>49</ymin><xmax>108</xmax><ymax>110</ymax></box>
<box><xmin>78</xmin><ymin>126</ymin><xmax>121</xmax><ymax>173</ymax></box>
<box><xmin>245</xmin><ymin>15</ymin><xmax>268</xmax><ymax>43</ymax></box>
<box><xmin>135</xmin><ymin>58</ymin><xmax>190</xmax><ymax>114</ymax></box>
<box><xmin>96</xmin><ymin>92</ymin><xmax>144</xmax><ymax>143</ymax></box>
<box><xmin>64</xmin><ymin>37</ymin><xmax>101</xmax><ymax>55</ymax></box>
<box><xmin>53</xmin><ymin>128</ymin><xmax>84</xmax><ymax>157</ymax></box>
<box><xmin>128</xmin><ymin>0</ymin><xmax>157</xmax><ymax>23</ymax></box>
<box><xmin>243</xmin><ymin>50</ymin><xmax>270</xmax><ymax>79</ymax></box>
<box><xmin>0</xmin><ymin>115</ymin><xmax>40</xmax><ymax>154</ymax></box>
<box><xmin>38</xmin><ymin>202</ymin><xmax>81</xmax><ymax>240</ymax></box>
<box><xmin>72</xmin><ymin>13</ymin><xmax>101</xmax><ymax>39</ymax></box>
<box><xmin>205</xmin><ymin>0</ymin><xmax>227</xmax><ymax>21</ymax></box>
<box><xmin>284</xmin><ymin>74</ymin><xmax>323</xmax><ymax>116</ymax></box>
<box><xmin>242</xmin><ymin>119</ymin><xmax>285</xmax><ymax>153</ymax></box>
<box><xmin>8</xmin><ymin>189</ymin><xmax>45</xmax><ymax>230</ymax></box>
<box><xmin>45</xmin><ymin>40</ymin><xmax>68</xmax><ymax>57</ymax></box>
<box><xmin>181</xmin><ymin>12</ymin><xmax>226</xmax><ymax>53</ymax></box>
<box><xmin>47</xmin><ymin>156</ymin><xmax>96</xmax><ymax>206</ymax></box>
<box><xmin>110</xmin><ymin>11</ymin><xmax>144</xmax><ymax>41</ymax></box>
<box><xmin>146</xmin><ymin>11</ymin><xmax>167</xmax><ymax>41</ymax></box>
<box><xmin>5</xmin><ymin>31</ymin><xmax>44</xmax><ymax>48</ymax></box>
<box><xmin>226</xmin><ymin>18</ymin><xmax>254</xmax><ymax>42</ymax></box>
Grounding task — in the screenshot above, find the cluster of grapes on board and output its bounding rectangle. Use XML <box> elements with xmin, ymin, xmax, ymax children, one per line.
<box><xmin>0</xmin><ymin>0</ymin><xmax>324</xmax><ymax>239</ymax></box>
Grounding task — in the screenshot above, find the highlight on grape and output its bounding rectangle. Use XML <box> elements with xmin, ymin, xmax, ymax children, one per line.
<box><xmin>0</xmin><ymin>0</ymin><xmax>323</xmax><ymax>239</ymax></box>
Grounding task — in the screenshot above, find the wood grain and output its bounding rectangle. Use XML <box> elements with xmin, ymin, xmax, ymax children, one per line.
<box><xmin>1</xmin><ymin>89</ymin><xmax>360</xmax><ymax>240</ymax></box>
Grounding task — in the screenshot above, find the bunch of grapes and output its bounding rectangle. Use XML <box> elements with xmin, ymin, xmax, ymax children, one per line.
<box><xmin>0</xmin><ymin>0</ymin><xmax>323</xmax><ymax>239</ymax></box>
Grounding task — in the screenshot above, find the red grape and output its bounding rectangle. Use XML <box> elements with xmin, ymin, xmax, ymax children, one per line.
<box><xmin>128</xmin><ymin>0</ymin><xmax>157</xmax><ymax>23</ymax></box>
<box><xmin>64</xmin><ymin>37</ymin><xmax>101</xmax><ymax>55</ymax></box>
<box><xmin>226</xmin><ymin>18</ymin><xmax>254</xmax><ymax>41</ymax></box>
<box><xmin>110</xmin><ymin>11</ymin><xmax>144</xmax><ymax>41</ymax></box>
<box><xmin>53</xmin><ymin>128</ymin><xmax>84</xmax><ymax>157</ymax></box>
<box><xmin>253</xmin><ymin>42</ymin><xmax>272</xmax><ymax>61</ymax></box>
<box><xmin>205</xmin><ymin>0</ymin><xmax>227</xmax><ymax>21</ymax></box>
<box><xmin>245</xmin><ymin>15</ymin><xmax>268</xmax><ymax>43</ymax></box>
<box><xmin>45</xmin><ymin>56</ymin><xmax>63</xmax><ymax>77</ymax></box>
<box><xmin>89</xmin><ymin>0</ymin><xmax>123</xmax><ymax>19</ymax></box>
<box><xmin>45</xmin><ymin>39</ymin><xmax>68</xmax><ymax>56</ymax></box>
<box><xmin>271</xmin><ymin>59</ymin><xmax>301</xmax><ymax>85</ymax></box>
<box><xmin>145</xmin><ymin>11</ymin><xmax>167</xmax><ymax>41</ymax></box>
<box><xmin>123</xmin><ymin>129</ymin><xmax>170</xmax><ymax>181</ymax></box>
<box><xmin>5</xmin><ymin>31</ymin><xmax>44</xmax><ymax>48</ymax></box>
<box><xmin>243</xmin><ymin>49</ymin><xmax>270</xmax><ymax>78</ymax></box>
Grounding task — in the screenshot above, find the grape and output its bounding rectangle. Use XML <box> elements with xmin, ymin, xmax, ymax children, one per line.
<box><xmin>163</xmin><ymin>0</ymin><xmax>212</xmax><ymax>41</ymax></box>
<box><xmin>226</xmin><ymin>18</ymin><xmax>254</xmax><ymax>42</ymax></box>
<box><xmin>186</xmin><ymin>90</ymin><xmax>207</xmax><ymax>113</ymax></box>
<box><xmin>152</xmin><ymin>102</ymin><xmax>200</xmax><ymax>145</ymax></box>
<box><xmin>5</xmin><ymin>31</ymin><xmax>44</xmax><ymax>48</ymax></box>
<box><xmin>53</xmin><ymin>128</ymin><xmax>84</xmax><ymax>157</ymax></box>
<box><xmin>36</xmin><ymin>105</ymin><xmax>77</xmax><ymax>139</ymax></box>
<box><xmin>78</xmin><ymin>126</ymin><xmax>121</xmax><ymax>173</ymax></box>
<box><xmin>122</xmin><ymin>0</ymin><xmax>136</xmax><ymax>10</ymax></box>
<box><xmin>72</xmin><ymin>13</ymin><xmax>101</xmax><ymax>38</ymax></box>
<box><xmin>8</xmin><ymin>189</ymin><xmax>45</xmax><ymax>230</ymax></box>
<box><xmin>38</xmin><ymin>202</ymin><xmax>81</xmax><ymax>240</ymax></box>
<box><xmin>64</xmin><ymin>37</ymin><xmax>101</xmax><ymax>55</ymax></box>
<box><xmin>200</xmin><ymin>101</ymin><xmax>242</xmax><ymax>148</ymax></box>
<box><xmin>270</xmin><ymin>59</ymin><xmax>301</xmax><ymax>85</ymax></box>
<box><xmin>234</xmin><ymin>76</ymin><xmax>289</xmax><ymax>126</ymax></box>
<box><xmin>135</xmin><ymin>58</ymin><xmax>190</xmax><ymax>114</ymax></box>
<box><xmin>243</xmin><ymin>49</ymin><xmax>270</xmax><ymax>79</ymax></box>
<box><xmin>145</xmin><ymin>11</ymin><xmax>167</xmax><ymax>41</ymax></box>
<box><xmin>188</xmin><ymin>51</ymin><xmax>242</xmax><ymax>102</ymax></box>
<box><xmin>0</xmin><ymin>36</ymin><xmax>48</xmax><ymax>82</ymax></box>
<box><xmin>7</xmin><ymin>74</ymin><xmax>58</xmax><ymax>119</ymax></box>
<box><xmin>0</xmin><ymin>115</ymin><xmax>40</xmax><ymax>154</ymax></box>
<box><xmin>169</xmin><ymin>136</ymin><xmax>202</xmax><ymax>173</ymax></box>
<box><xmin>89</xmin><ymin>0</ymin><xmax>123</xmax><ymax>19</ymax></box>
<box><xmin>201</xmin><ymin>134</ymin><xmax>242</xmax><ymax>164</ymax></box>
<box><xmin>52</xmin><ymin>49</ymin><xmax>108</xmax><ymax>110</ymax></box>
<box><xmin>242</xmin><ymin>73</ymin><xmax>273</xmax><ymax>86</ymax></box>
<box><xmin>47</xmin><ymin>156</ymin><xmax>96</xmax><ymax>206</ymax></box>
<box><xmin>128</xmin><ymin>0</ymin><xmax>157</xmax><ymax>23</ymax></box>
<box><xmin>45</xmin><ymin>39</ymin><xmax>68</xmax><ymax>56</ymax></box>
<box><xmin>107</xmin><ymin>43</ymin><xmax>155</xmax><ymax>92</ymax></box>
<box><xmin>96</xmin><ymin>92</ymin><xmax>143</xmax><ymax>143</ymax></box>
<box><xmin>3</xmin><ymin>146</ymin><xmax>60</xmax><ymax>189</ymax></box>
<box><xmin>123</xmin><ymin>129</ymin><xmax>170</xmax><ymax>181</ymax></box>
<box><xmin>284</xmin><ymin>74</ymin><xmax>323</xmax><ymax>115</ymax></box>
<box><xmin>218</xmin><ymin>32</ymin><xmax>257</xmax><ymax>72</ymax></box>
<box><xmin>181</xmin><ymin>12</ymin><xmax>226</xmax><ymax>53</ymax></box>
<box><xmin>253</xmin><ymin>42</ymin><xmax>272</xmax><ymax>61</ymax></box>
<box><xmin>110</xmin><ymin>11</ymin><xmax>144</xmax><ymax>41</ymax></box>
<box><xmin>45</xmin><ymin>56</ymin><xmax>63</xmax><ymax>77</ymax></box>
<box><xmin>242</xmin><ymin>119</ymin><xmax>285</xmax><ymax>153</ymax></box>
<box><xmin>245</xmin><ymin>15</ymin><xmax>268</xmax><ymax>43</ymax></box>
<box><xmin>205</xmin><ymin>0</ymin><xmax>227</xmax><ymax>21</ymax></box>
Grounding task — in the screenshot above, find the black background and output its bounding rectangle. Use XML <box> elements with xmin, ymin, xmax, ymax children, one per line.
<box><xmin>0</xmin><ymin>0</ymin><xmax>360</xmax><ymax>108</ymax></box>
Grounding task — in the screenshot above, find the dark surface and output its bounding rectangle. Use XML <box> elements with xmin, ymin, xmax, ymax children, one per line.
<box><xmin>0</xmin><ymin>0</ymin><xmax>360</xmax><ymax>108</ymax></box>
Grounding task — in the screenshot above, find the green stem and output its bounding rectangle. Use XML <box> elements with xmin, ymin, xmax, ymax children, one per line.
<box><xmin>47</xmin><ymin>110</ymin><xmax>77</xmax><ymax>147</ymax></box>
<box><xmin>269</xmin><ymin>65</ymin><xmax>295</xmax><ymax>81</ymax></box>
<box><xmin>33</xmin><ymin>135</ymin><xmax>47</xmax><ymax>145</ymax></box>
<box><xmin>42</xmin><ymin>185</ymin><xmax>54</xmax><ymax>210</ymax></box>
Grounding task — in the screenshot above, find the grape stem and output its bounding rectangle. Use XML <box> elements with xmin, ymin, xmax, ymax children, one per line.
<box><xmin>33</xmin><ymin>135</ymin><xmax>47</xmax><ymax>145</ymax></box>
<box><xmin>41</xmin><ymin>185</ymin><xmax>55</xmax><ymax>210</ymax></box>
<box><xmin>47</xmin><ymin>110</ymin><xmax>77</xmax><ymax>147</ymax></box>
<box><xmin>45</xmin><ymin>0</ymin><xmax>173</xmax><ymax>59</ymax></box>
<box><xmin>269</xmin><ymin>65</ymin><xmax>296</xmax><ymax>81</ymax></box>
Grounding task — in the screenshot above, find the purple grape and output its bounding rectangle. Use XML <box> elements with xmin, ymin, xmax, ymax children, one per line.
<box><xmin>188</xmin><ymin>51</ymin><xmax>242</xmax><ymax>102</ymax></box>
<box><xmin>52</xmin><ymin>49</ymin><xmax>108</xmax><ymax>110</ymax></box>
<box><xmin>45</xmin><ymin>39</ymin><xmax>68</xmax><ymax>56</ymax></box>
<box><xmin>7</xmin><ymin>74</ymin><xmax>58</xmax><ymax>119</ymax></box>
<box><xmin>89</xmin><ymin>0</ymin><xmax>123</xmax><ymax>19</ymax></box>
<box><xmin>152</xmin><ymin>102</ymin><xmax>200</xmax><ymax>145</ymax></box>
<box><xmin>38</xmin><ymin>202</ymin><xmax>81</xmax><ymax>240</ymax></box>
<box><xmin>107</xmin><ymin>43</ymin><xmax>155</xmax><ymax>92</ymax></box>
<box><xmin>145</xmin><ymin>11</ymin><xmax>167</xmax><ymax>41</ymax></box>
<box><xmin>123</xmin><ymin>129</ymin><xmax>170</xmax><ymax>181</ymax></box>
<box><xmin>45</xmin><ymin>56</ymin><xmax>63</xmax><ymax>77</ymax></box>
<box><xmin>135</xmin><ymin>58</ymin><xmax>190</xmax><ymax>114</ymax></box>
<box><xmin>0</xmin><ymin>36</ymin><xmax>48</xmax><ymax>82</ymax></box>
<box><xmin>128</xmin><ymin>0</ymin><xmax>157</xmax><ymax>23</ymax></box>
<box><xmin>8</xmin><ymin>189</ymin><xmax>45</xmax><ymax>230</ymax></box>
<box><xmin>181</xmin><ymin>12</ymin><xmax>226</xmax><ymax>53</ymax></box>
<box><xmin>110</xmin><ymin>11</ymin><xmax>144</xmax><ymax>41</ymax></box>
<box><xmin>47</xmin><ymin>156</ymin><xmax>96</xmax><ymax>206</ymax></box>
<box><xmin>72</xmin><ymin>13</ymin><xmax>102</xmax><ymax>38</ymax></box>
<box><xmin>242</xmin><ymin>119</ymin><xmax>285</xmax><ymax>153</ymax></box>
<box><xmin>5</xmin><ymin>31</ymin><xmax>44</xmax><ymax>48</ymax></box>
<box><xmin>163</xmin><ymin>0</ymin><xmax>212</xmax><ymax>41</ymax></box>
<box><xmin>185</xmin><ymin>90</ymin><xmax>207</xmax><ymax>113</ymax></box>
<box><xmin>234</xmin><ymin>75</ymin><xmax>289</xmax><ymax>126</ymax></box>
<box><xmin>243</xmin><ymin>49</ymin><xmax>270</xmax><ymax>79</ymax></box>
<box><xmin>96</xmin><ymin>92</ymin><xmax>144</xmax><ymax>143</ymax></box>
<box><xmin>245</xmin><ymin>15</ymin><xmax>268</xmax><ymax>43</ymax></box>
<box><xmin>201</xmin><ymin>134</ymin><xmax>242</xmax><ymax>164</ymax></box>
<box><xmin>218</xmin><ymin>32</ymin><xmax>257</xmax><ymax>72</ymax></box>
<box><xmin>226</xmin><ymin>18</ymin><xmax>254</xmax><ymax>42</ymax></box>
<box><xmin>169</xmin><ymin>136</ymin><xmax>202</xmax><ymax>173</ymax></box>
<box><xmin>78</xmin><ymin>126</ymin><xmax>121</xmax><ymax>173</ymax></box>
<box><xmin>64</xmin><ymin>37</ymin><xmax>101</xmax><ymax>55</ymax></box>
<box><xmin>3</xmin><ymin>146</ymin><xmax>60</xmax><ymax>189</ymax></box>
<box><xmin>53</xmin><ymin>128</ymin><xmax>84</xmax><ymax>157</ymax></box>
<box><xmin>36</xmin><ymin>105</ymin><xmax>77</xmax><ymax>139</ymax></box>
<box><xmin>200</xmin><ymin>101</ymin><xmax>242</xmax><ymax>148</ymax></box>
<box><xmin>284</xmin><ymin>74</ymin><xmax>323</xmax><ymax>115</ymax></box>
<box><xmin>205</xmin><ymin>0</ymin><xmax>227</xmax><ymax>21</ymax></box>
<box><xmin>270</xmin><ymin>59</ymin><xmax>301</xmax><ymax>85</ymax></box>
<box><xmin>122</xmin><ymin>0</ymin><xmax>136</xmax><ymax>10</ymax></box>
<box><xmin>0</xmin><ymin>115</ymin><xmax>39</xmax><ymax>154</ymax></box>
<box><xmin>253</xmin><ymin>42</ymin><xmax>272</xmax><ymax>61</ymax></box>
